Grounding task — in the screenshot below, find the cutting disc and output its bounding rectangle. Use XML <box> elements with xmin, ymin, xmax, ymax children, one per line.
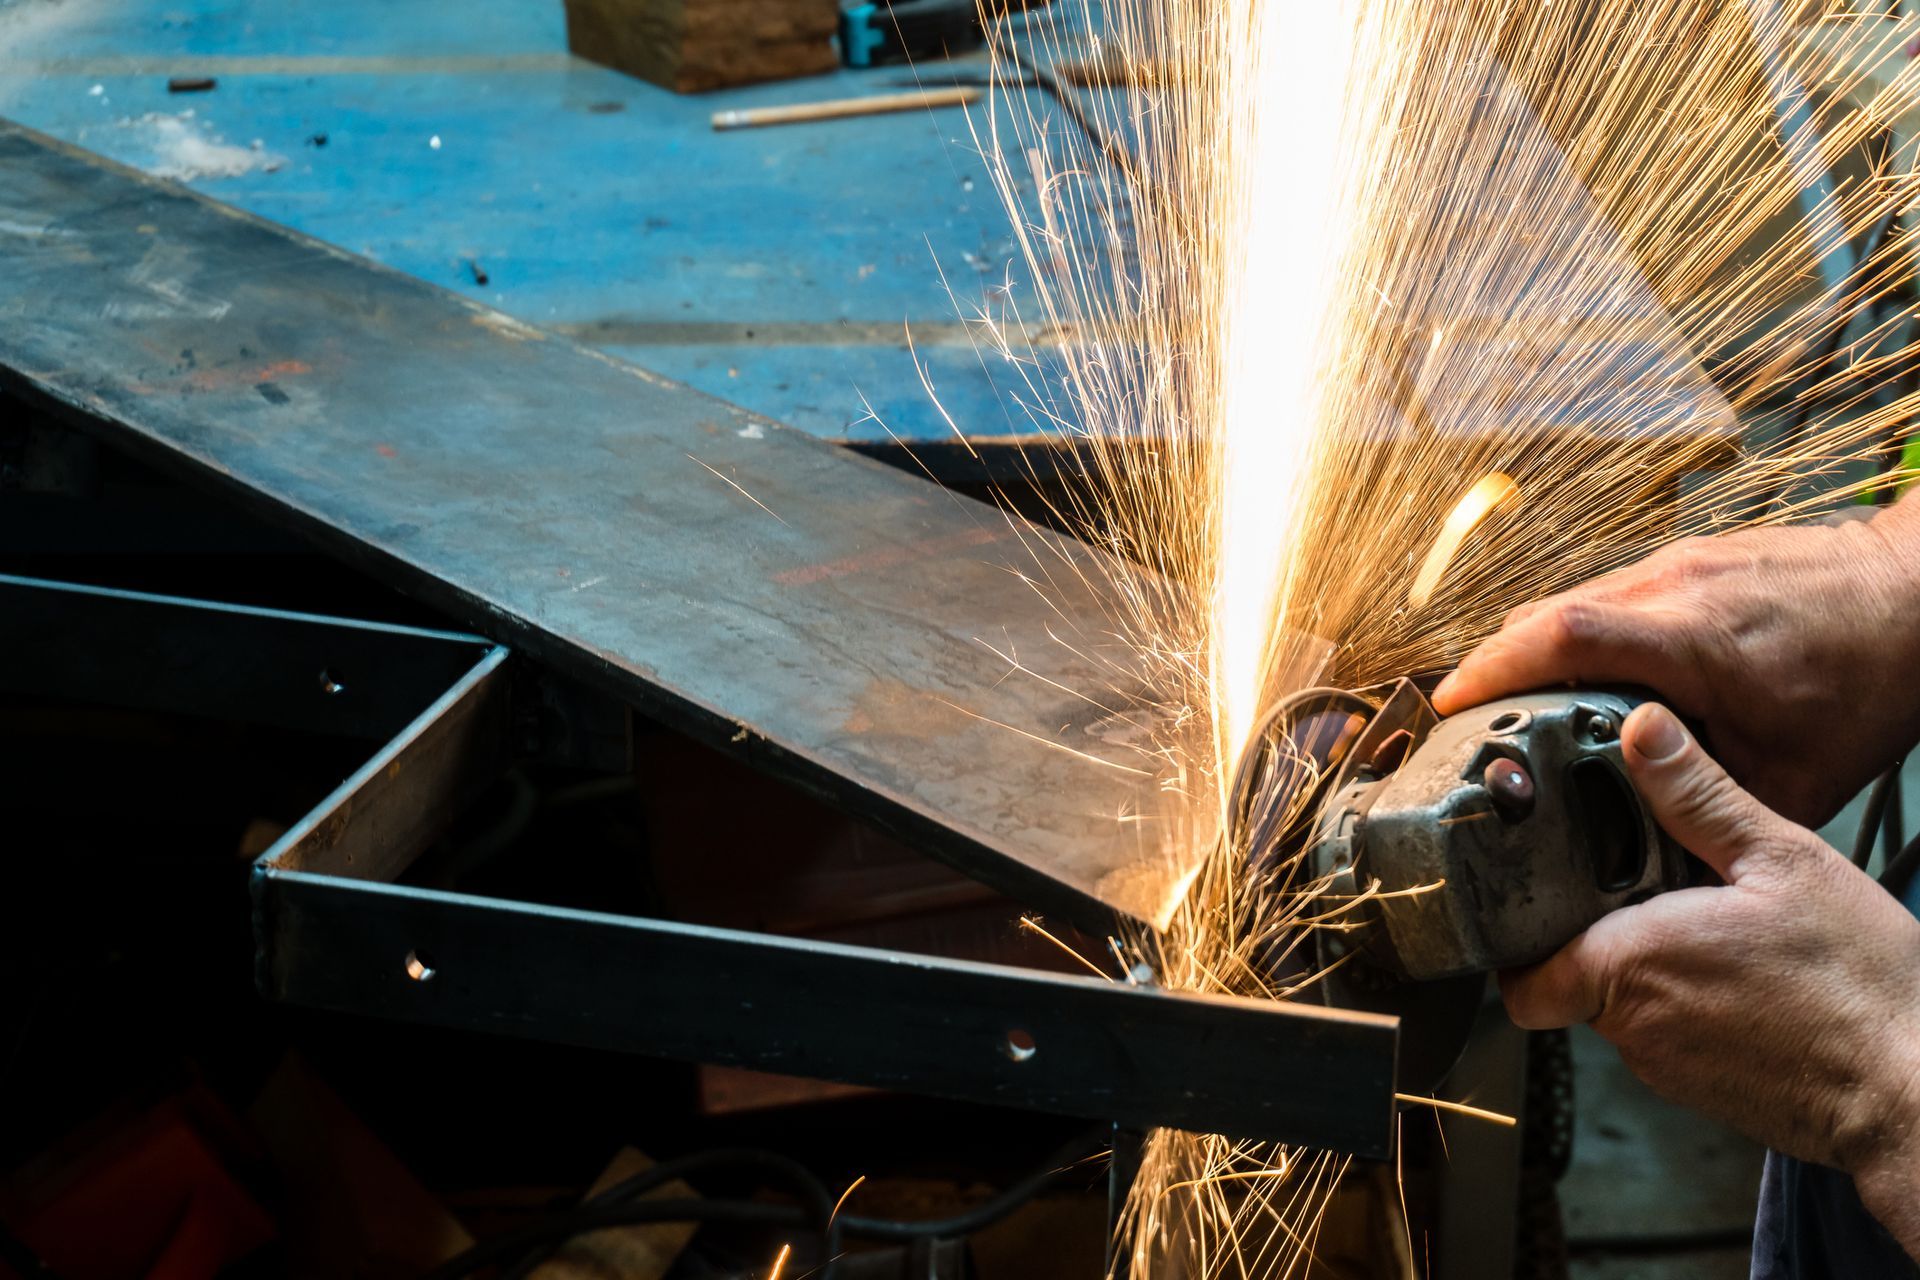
<box><xmin>1229</xmin><ymin>682</ymin><xmax>1485</xmax><ymax>1094</ymax></box>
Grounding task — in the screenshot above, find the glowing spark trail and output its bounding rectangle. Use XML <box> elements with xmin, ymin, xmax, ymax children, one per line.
<box><xmin>1392</xmin><ymin>1092</ymin><xmax>1519</xmax><ymax>1128</ymax></box>
<box><xmin>1408</xmin><ymin>472</ymin><xmax>1522</xmax><ymax>609</ymax></box>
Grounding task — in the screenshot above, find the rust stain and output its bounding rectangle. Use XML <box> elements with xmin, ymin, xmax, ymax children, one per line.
<box><xmin>375</xmin><ymin>443</ymin><xmax>397</xmax><ymax>458</ymax></box>
<box><xmin>841</xmin><ymin>677</ymin><xmax>974</xmax><ymax>737</ymax></box>
<box><xmin>774</xmin><ymin>525</ymin><xmax>1004</xmax><ymax>586</ymax></box>
<box><xmin>185</xmin><ymin>358</ymin><xmax>313</xmax><ymax>393</ymax></box>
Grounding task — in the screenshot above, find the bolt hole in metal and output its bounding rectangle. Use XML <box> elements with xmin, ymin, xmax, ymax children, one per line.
<box><xmin>1002</xmin><ymin>1028</ymin><xmax>1038</xmax><ymax>1063</ymax></box>
<box><xmin>404</xmin><ymin>949</ymin><xmax>437</xmax><ymax>982</ymax></box>
<box><xmin>1488</xmin><ymin>709</ymin><xmax>1529</xmax><ymax>733</ymax></box>
<box><xmin>318</xmin><ymin>668</ymin><xmax>348</xmax><ymax>696</ymax></box>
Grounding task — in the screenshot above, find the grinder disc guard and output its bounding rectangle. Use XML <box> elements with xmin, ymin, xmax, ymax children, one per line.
<box><xmin>1229</xmin><ymin>680</ymin><xmax>1486</xmax><ymax>1094</ymax></box>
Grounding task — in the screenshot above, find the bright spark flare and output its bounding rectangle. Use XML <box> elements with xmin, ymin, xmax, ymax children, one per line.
<box><xmin>1408</xmin><ymin>471</ymin><xmax>1521</xmax><ymax>609</ymax></box>
<box><xmin>1212</xmin><ymin>1</ymin><xmax>1380</xmax><ymax>761</ymax></box>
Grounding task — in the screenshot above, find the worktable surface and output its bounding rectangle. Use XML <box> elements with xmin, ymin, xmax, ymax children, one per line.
<box><xmin>0</xmin><ymin>0</ymin><xmax>1067</xmax><ymax>455</ymax></box>
<box><xmin>0</xmin><ymin>0</ymin><xmax>1742</xmax><ymax>927</ymax></box>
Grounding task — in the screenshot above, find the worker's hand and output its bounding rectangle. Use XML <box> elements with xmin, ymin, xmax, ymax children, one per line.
<box><xmin>1432</xmin><ymin>504</ymin><xmax>1920</xmax><ymax>825</ymax></box>
<box><xmin>1501</xmin><ymin>703</ymin><xmax>1920</xmax><ymax>1257</ymax></box>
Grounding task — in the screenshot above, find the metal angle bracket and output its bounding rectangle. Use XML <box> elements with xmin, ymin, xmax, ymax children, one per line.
<box><xmin>238</xmin><ymin>596</ymin><xmax>1398</xmax><ymax>1156</ymax></box>
<box><xmin>0</xmin><ymin>571</ymin><xmax>1398</xmax><ymax>1157</ymax></box>
<box><xmin>248</xmin><ymin>644</ymin><xmax>1399</xmax><ymax>1155</ymax></box>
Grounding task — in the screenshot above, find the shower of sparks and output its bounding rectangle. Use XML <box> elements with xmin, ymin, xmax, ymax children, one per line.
<box><xmin>900</xmin><ymin>0</ymin><xmax>1920</xmax><ymax>1274</ymax></box>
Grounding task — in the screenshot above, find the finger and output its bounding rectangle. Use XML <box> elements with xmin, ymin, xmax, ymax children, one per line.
<box><xmin>1499</xmin><ymin>597</ymin><xmax>1550</xmax><ymax>628</ymax></box>
<box><xmin>1499</xmin><ymin>931</ymin><xmax>1610</xmax><ymax>1029</ymax></box>
<box><xmin>1433</xmin><ymin>600</ymin><xmax>1665</xmax><ymax>715</ymax></box>
<box><xmin>1622</xmin><ymin>702</ymin><xmax>1779</xmax><ymax>883</ymax></box>
<box><xmin>1499</xmin><ymin>567</ymin><xmax>1633</xmax><ymax>625</ymax></box>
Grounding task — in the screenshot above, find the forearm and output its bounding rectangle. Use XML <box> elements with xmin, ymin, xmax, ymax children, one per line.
<box><xmin>1842</xmin><ymin>1013</ymin><xmax>1920</xmax><ymax>1261</ymax></box>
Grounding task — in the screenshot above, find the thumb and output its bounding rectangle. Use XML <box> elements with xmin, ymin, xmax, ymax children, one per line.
<box><xmin>1621</xmin><ymin>702</ymin><xmax>1776</xmax><ymax>883</ymax></box>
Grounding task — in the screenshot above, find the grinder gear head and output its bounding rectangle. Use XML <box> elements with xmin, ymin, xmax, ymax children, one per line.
<box><xmin>1306</xmin><ymin>686</ymin><xmax>1687</xmax><ymax>982</ymax></box>
<box><xmin>1230</xmin><ymin>679</ymin><xmax>1691</xmax><ymax>1087</ymax></box>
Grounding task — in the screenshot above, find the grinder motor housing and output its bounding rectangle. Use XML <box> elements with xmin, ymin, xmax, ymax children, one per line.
<box><xmin>1308</xmin><ymin>687</ymin><xmax>1690</xmax><ymax>983</ymax></box>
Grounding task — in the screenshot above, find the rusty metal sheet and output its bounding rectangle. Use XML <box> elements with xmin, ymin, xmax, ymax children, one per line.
<box><xmin>0</xmin><ymin>119</ymin><xmax>1212</xmax><ymax>929</ymax></box>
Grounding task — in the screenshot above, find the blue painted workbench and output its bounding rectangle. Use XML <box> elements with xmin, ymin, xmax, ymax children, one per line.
<box><xmin>0</xmin><ymin>0</ymin><xmax>1070</xmax><ymax>454</ymax></box>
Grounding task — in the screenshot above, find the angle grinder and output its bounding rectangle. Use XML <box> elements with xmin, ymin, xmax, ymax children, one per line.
<box><xmin>1229</xmin><ymin>679</ymin><xmax>1693</xmax><ymax>1089</ymax></box>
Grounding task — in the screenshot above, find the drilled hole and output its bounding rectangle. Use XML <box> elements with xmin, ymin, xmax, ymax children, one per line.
<box><xmin>1488</xmin><ymin>710</ymin><xmax>1526</xmax><ymax>733</ymax></box>
<box><xmin>1002</xmin><ymin>1028</ymin><xmax>1037</xmax><ymax>1063</ymax></box>
<box><xmin>404</xmin><ymin>949</ymin><xmax>437</xmax><ymax>982</ymax></box>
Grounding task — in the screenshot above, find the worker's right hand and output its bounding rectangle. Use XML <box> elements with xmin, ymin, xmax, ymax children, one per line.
<box><xmin>1432</xmin><ymin>501</ymin><xmax>1920</xmax><ymax>827</ymax></box>
<box><xmin>1500</xmin><ymin>703</ymin><xmax>1920</xmax><ymax>1260</ymax></box>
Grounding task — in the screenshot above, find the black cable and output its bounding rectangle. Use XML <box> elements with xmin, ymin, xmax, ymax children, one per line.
<box><xmin>447</xmin><ymin>1126</ymin><xmax>1107</xmax><ymax>1280</ymax></box>
<box><xmin>422</xmin><ymin>1201</ymin><xmax>799</xmax><ymax>1280</ymax></box>
<box><xmin>1879</xmin><ymin>826</ymin><xmax>1920</xmax><ymax>902</ymax></box>
<box><xmin>1854</xmin><ymin>764</ymin><xmax>1901</xmax><ymax>868</ymax></box>
<box><xmin>1884</xmin><ymin>763</ymin><xmax>1906</xmax><ymax>862</ymax></box>
<box><xmin>495</xmin><ymin>1148</ymin><xmax>838</xmax><ymax>1280</ymax></box>
<box><xmin>840</xmin><ymin>1122</ymin><xmax>1106</xmax><ymax>1242</ymax></box>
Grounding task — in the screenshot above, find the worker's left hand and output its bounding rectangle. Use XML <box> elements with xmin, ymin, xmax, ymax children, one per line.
<box><xmin>1501</xmin><ymin>701</ymin><xmax>1920</xmax><ymax>1256</ymax></box>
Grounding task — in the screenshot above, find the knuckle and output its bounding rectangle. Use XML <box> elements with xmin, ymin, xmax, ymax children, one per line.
<box><xmin>1664</xmin><ymin>536</ymin><xmax>1714</xmax><ymax>572</ymax></box>
<box><xmin>1541</xmin><ymin>601</ymin><xmax>1599</xmax><ymax>650</ymax></box>
<box><xmin>1501</xmin><ymin>600</ymin><xmax>1540</xmax><ymax>629</ymax></box>
<box><xmin>1664</xmin><ymin>758</ymin><xmax>1739</xmax><ymax>824</ymax></box>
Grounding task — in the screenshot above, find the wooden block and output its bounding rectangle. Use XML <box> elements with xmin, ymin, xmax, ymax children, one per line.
<box><xmin>247</xmin><ymin>1055</ymin><xmax>474</xmax><ymax>1279</ymax></box>
<box><xmin>565</xmin><ymin>0</ymin><xmax>839</xmax><ymax>94</ymax></box>
<box><xmin>530</xmin><ymin>1148</ymin><xmax>698</xmax><ymax>1280</ymax></box>
<box><xmin>696</xmin><ymin>1063</ymin><xmax>877</xmax><ymax>1114</ymax></box>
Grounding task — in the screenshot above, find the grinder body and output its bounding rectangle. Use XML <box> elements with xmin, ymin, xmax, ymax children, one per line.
<box><xmin>1234</xmin><ymin>681</ymin><xmax>1693</xmax><ymax>1087</ymax></box>
<box><xmin>1307</xmin><ymin>688</ymin><xmax>1688</xmax><ymax>982</ymax></box>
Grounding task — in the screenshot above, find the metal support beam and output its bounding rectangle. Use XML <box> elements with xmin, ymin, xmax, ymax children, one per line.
<box><xmin>0</xmin><ymin>570</ymin><xmax>1398</xmax><ymax>1155</ymax></box>
<box><xmin>253</xmin><ymin>870</ymin><xmax>1398</xmax><ymax>1156</ymax></box>
<box><xmin>0</xmin><ymin>571</ymin><xmax>495</xmax><ymax>741</ymax></box>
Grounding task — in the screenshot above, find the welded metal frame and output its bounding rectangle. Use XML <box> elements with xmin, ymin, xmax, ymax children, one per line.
<box><xmin>4</xmin><ymin>572</ymin><xmax>1400</xmax><ymax>1157</ymax></box>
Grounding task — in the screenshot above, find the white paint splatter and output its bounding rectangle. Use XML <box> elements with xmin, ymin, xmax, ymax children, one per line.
<box><xmin>737</xmin><ymin>422</ymin><xmax>766</xmax><ymax>439</ymax></box>
<box><xmin>98</xmin><ymin>111</ymin><xmax>286</xmax><ymax>181</ymax></box>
